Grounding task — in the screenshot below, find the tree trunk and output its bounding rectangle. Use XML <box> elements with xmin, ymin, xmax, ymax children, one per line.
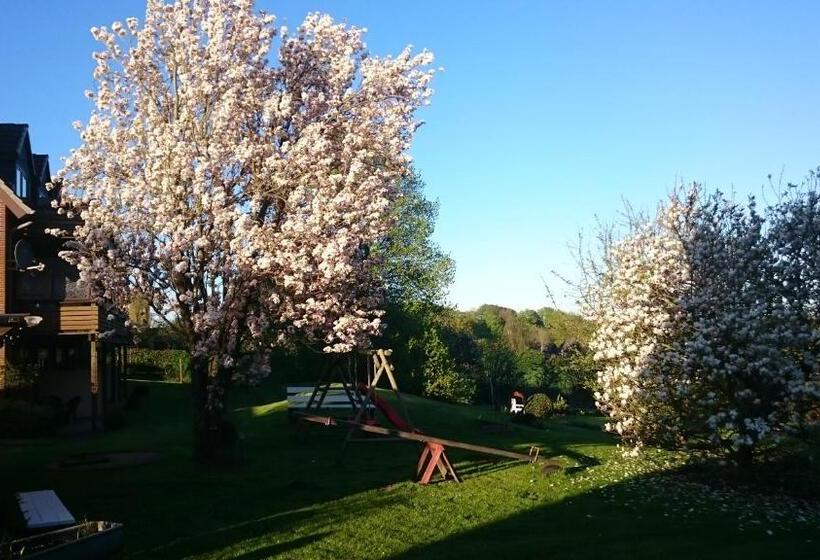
<box><xmin>191</xmin><ymin>355</ymin><xmax>238</xmax><ymax>465</ymax></box>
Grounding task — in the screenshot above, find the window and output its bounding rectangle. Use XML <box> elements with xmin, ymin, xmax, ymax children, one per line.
<box><xmin>15</xmin><ymin>166</ymin><xmax>28</xmax><ymax>198</ymax></box>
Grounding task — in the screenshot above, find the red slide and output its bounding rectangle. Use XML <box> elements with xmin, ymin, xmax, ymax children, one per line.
<box><xmin>370</xmin><ymin>393</ymin><xmax>415</xmax><ymax>432</ymax></box>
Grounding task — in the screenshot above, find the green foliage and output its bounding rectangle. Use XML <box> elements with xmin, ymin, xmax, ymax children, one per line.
<box><xmin>240</xmin><ymin>165</ymin><xmax>597</xmax><ymax>411</ymax></box>
<box><xmin>539</xmin><ymin>307</ymin><xmax>595</xmax><ymax>346</ymax></box>
<box><xmin>130</xmin><ymin>348</ymin><xmax>191</xmax><ymax>382</ymax></box>
<box><xmin>545</xmin><ymin>348</ymin><xmax>597</xmax><ymax>395</ymax></box>
<box><xmin>0</xmin><ymin>400</ymin><xmax>57</xmax><ymax>438</ymax></box>
<box><xmin>133</xmin><ymin>324</ymin><xmax>187</xmax><ymax>349</ymax></box>
<box><xmin>519</xmin><ymin>309</ymin><xmax>544</xmax><ymax>327</ymax></box>
<box><xmin>525</xmin><ymin>392</ymin><xmax>553</xmax><ymax>418</ymax></box>
<box><xmin>420</xmin><ymin>327</ymin><xmax>477</xmax><ymax>404</ymax></box>
<box><xmin>477</xmin><ymin>340</ymin><xmax>519</xmax><ymax>408</ymax></box>
<box><xmin>375</xmin><ymin>170</ymin><xmax>455</xmax><ymax>307</ymax></box>
<box><xmin>553</xmin><ymin>394</ymin><xmax>569</xmax><ymax>415</ymax></box>
<box><xmin>516</xmin><ymin>348</ymin><xmax>546</xmax><ymax>389</ymax></box>
<box><xmin>374</xmin><ymin>169</ymin><xmax>458</xmax><ymax>396</ymax></box>
<box><xmin>127</xmin><ymin>297</ymin><xmax>151</xmax><ymax>328</ymax></box>
<box><xmin>3</xmin><ymin>357</ymin><xmax>43</xmax><ymax>394</ymax></box>
<box><xmin>471</xmin><ymin>305</ymin><xmax>536</xmax><ymax>353</ymax></box>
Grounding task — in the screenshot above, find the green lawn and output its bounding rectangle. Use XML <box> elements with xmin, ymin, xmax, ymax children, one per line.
<box><xmin>1</xmin><ymin>380</ymin><xmax>819</xmax><ymax>559</ymax></box>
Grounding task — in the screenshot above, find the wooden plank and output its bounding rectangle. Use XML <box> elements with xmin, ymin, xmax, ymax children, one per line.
<box><xmin>16</xmin><ymin>490</ymin><xmax>76</xmax><ymax>530</ymax></box>
<box><xmin>297</xmin><ymin>412</ymin><xmax>557</xmax><ymax>465</ymax></box>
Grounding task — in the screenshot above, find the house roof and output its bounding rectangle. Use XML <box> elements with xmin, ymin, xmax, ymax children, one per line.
<box><xmin>0</xmin><ymin>178</ymin><xmax>34</xmax><ymax>218</ymax></box>
<box><xmin>0</xmin><ymin>124</ymin><xmax>28</xmax><ymax>157</ymax></box>
<box><xmin>33</xmin><ymin>154</ymin><xmax>50</xmax><ymax>183</ymax></box>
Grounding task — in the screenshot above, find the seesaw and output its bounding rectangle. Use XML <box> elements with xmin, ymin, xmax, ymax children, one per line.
<box><xmin>291</xmin><ymin>349</ymin><xmax>561</xmax><ymax>484</ymax></box>
<box><xmin>294</xmin><ymin>410</ymin><xmax>560</xmax><ymax>484</ymax></box>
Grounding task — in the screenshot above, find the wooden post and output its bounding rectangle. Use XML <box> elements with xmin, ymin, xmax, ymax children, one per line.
<box><xmin>89</xmin><ymin>336</ymin><xmax>99</xmax><ymax>432</ymax></box>
<box><xmin>122</xmin><ymin>346</ymin><xmax>128</xmax><ymax>398</ymax></box>
<box><xmin>417</xmin><ymin>442</ymin><xmax>460</xmax><ymax>484</ymax></box>
<box><xmin>116</xmin><ymin>345</ymin><xmax>123</xmax><ymax>402</ymax></box>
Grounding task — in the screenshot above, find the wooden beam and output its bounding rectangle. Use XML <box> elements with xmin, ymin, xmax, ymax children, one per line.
<box><xmin>296</xmin><ymin>412</ymin><xmax>558</xmax><ymax>465</ymax></box>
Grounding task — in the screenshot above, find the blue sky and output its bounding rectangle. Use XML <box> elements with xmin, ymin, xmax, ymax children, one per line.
<box><xmin>3</xmin><ymin>1</ymin><xmax>820</xmax><ymax>312</ymax></box>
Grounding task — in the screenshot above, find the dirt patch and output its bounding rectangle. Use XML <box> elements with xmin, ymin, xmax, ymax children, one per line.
<box><xmin>51</xmin><ymin>451</ymin><xmax>161</xmax><ymax>470</ymax></box>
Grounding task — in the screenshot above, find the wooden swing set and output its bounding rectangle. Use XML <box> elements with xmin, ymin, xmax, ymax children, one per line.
<box><xmin>293</xmin><ymin>348</ymin><xmax>560</xmax><ymax>484</ymax></box>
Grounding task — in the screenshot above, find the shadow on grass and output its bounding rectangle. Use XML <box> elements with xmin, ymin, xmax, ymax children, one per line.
<box><xmin>0</xmin><ymin>381</ymin><xmax>415</xmax><ymax>559</ymax></box>
<box><xmin>389</xmin><ymin>469</ymin><xmax>820</xmax><ymax>560</ymax></box>
<box><xmin>557</xmin><ymin>444</ymin><xmax>602</xmax><ymax>475</ymax></box>
<box><xmin>230</xmin><ymin>532</ymin><xmax>333</xmax><ymax>560</ymax></box>
<box><xmin>0</xmin><ymin>381</ymin><xmax>626</xmax><ymax>559</ymax></box>
<box><xmin>131</xmin><ymin>492</ymin><xmax>404</xmax><ymax>558</ymax></box>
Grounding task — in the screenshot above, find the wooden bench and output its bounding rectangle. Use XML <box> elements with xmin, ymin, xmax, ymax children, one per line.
<box><xmin>287</xmin><ymin>384</ymin><xmax>374</xmax><ymax>412</ymax></box>
<box><xmin>17</xmin><ymin>490</ymin><xmax>76</xmax><ymax>531</ymax></box>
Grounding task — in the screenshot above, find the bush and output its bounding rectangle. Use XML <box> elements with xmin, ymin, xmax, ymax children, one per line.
<box><xmin>129</xmin><ymin>348</ymin><xmax>190</xmax><ymax>382</ymax></box>
<box><xmin>552</xmin><ymin>394</ymin><xmax>569</xmax><ymax>415</ymax></box>
<box><xmin>587</xmin><ymin>184</ymin><xmax>820</xmax><ymax>462</ymax></box>
<box><xmin>525</xmin><ymin>393</ymin><xmax>552</xmax><ymax>418</ymax></box>
<box><xmin>0</xmin><ymin>400</ymin><xmax>57</xmax><ymax>438</ymax></box>
<box><xmin>545</xmin><ymin>349</ymin><xmax>597</xmax><ymax>395</ymax></box>
<box><xmin>421</xmin><ymin>328</ymin><xmax>476</xmax><ymax>404</ymax></box>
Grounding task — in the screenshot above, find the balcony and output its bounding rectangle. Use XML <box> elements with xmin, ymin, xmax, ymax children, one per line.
<box><xmin>13</xmin><ymin>258</ymin><xmax>92</xmax><ymax>303</ymax></box>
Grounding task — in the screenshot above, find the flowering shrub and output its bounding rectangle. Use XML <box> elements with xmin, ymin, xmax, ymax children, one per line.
<box><xmin>585</xmin><ymin>184</ymin><xmax>820</xmax><ymax>463</ymax></box>
<box><xmin>54</xmin><ymin>0</ymin><xmax>435</xmax><ymax>460</ymax></box>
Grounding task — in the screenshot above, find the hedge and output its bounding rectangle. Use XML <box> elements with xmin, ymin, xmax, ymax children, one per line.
<box><xmin>129</xmin><ymin>348</ymin><xmax>190</xmax><ymax>382</ymax></box>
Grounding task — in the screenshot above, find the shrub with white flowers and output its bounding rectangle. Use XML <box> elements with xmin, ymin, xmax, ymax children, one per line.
<box><xmin>585</xmin><ymin>184</ymin><xmax>820</xmax><ymax>463</ymax></box>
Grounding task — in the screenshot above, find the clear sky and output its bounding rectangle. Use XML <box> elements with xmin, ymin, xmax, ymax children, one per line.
<box><xmin>3</xmin><ymin>1</ymin><xmax>820</xmax><ymax>312</ymax></box>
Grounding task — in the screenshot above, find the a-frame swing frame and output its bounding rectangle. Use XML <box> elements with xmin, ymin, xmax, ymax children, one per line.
<box><xmin>304</xmin><ymin>353</ymin><xmax>363</xmax><ymax>414</ymax></box>
<box><xmin>341</xmin><ymin>349</ymin><xmax>460</xmax><ymax>483</ymax></box>
<box><xmin>343</xmin><ymin>349</ymin><xmax>412</xmax><ymax>443</ymax></box>
<box><xmin>298</xmin><ymin>348</ymin><xmax>461</xmax><ymax>483</ymax></box>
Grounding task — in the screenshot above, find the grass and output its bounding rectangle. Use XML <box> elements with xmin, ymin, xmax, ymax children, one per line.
<box><xmin>1</xmin><ymin>380</ymin><xmax>819</xmax><ymax>559</ymax></box>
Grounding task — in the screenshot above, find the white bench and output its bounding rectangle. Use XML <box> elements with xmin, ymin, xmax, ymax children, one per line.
<box><xmin>287</xmin><ymin>384</ymin><xmax>373</xmax><ymax>411</ymax></box>
<box><xmin>17</xmin><ymin>490</ymin><xmax>76</xmax><ymax>530</ymax></box>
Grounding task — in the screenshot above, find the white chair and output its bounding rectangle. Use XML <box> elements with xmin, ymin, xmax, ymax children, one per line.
<box><xmin>510</xmin><ymin>396</ymin><xmax>525</xmax><ymax>414</ymax></box>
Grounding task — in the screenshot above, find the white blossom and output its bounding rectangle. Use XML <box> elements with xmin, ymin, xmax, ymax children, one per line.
<box><xmin>56</xmin><ymin>0</ymin><xmax>434</xmax><ymax>410</ymax></box>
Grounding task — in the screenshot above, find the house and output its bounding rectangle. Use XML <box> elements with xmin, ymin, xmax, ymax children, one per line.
<box><xmin>0</xmin><ymin>123</ymin><xmax>129</xmax><ymax>431</ymax></box>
